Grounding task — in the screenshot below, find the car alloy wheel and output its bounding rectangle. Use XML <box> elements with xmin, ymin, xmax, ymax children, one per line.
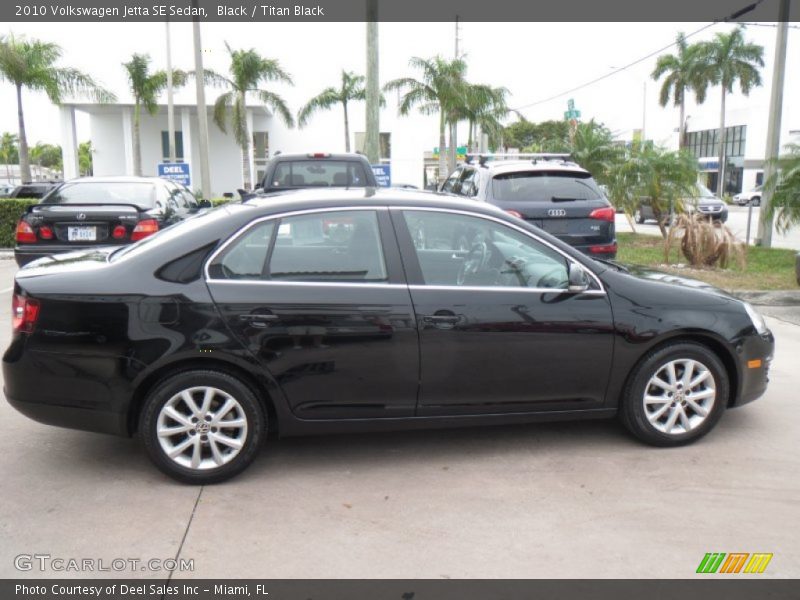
<box><xmin>157</xmin><ymin>386</ymin><xmax>248</xmax><ymax>470</ymax></box>
<box><xmin>642</xmin><ymin>359</ymin><xmax>716</xmax><ymax>435</ymax></box>
<box><xmin>620</xmin><ymin>342</ymin><xmax>728</xmax><ymax>446</ymax></box>
<box><xmin>141</xmin><ymin>370</ymin><xmax>265</xmax><ymax>484</ymax></box>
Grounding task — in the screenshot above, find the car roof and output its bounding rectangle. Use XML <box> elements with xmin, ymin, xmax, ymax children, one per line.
<box><xmin>270</xmin><ymin>153</ymin><xmax>369</xmax><ymax>161</ymax></box>
<box><xmin>59</xmin><ymin>176</ymin><xmax>170</xmax><ymax>185</ymax></box>
<box><xmin>463</xmin><ymin>160</ymin><xmax>590</xmax><ymax>176</ymax></box>
<box><xmin>243</xmin><ymin>187</ymin><xmax>510</xmax><ymax>217</ymax></box>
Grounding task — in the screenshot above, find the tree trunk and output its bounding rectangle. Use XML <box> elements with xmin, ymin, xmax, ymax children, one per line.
<box><xmin>678</xmin><ymin>96</ymin><xmax>686</xmax><ymax>150</ymax></box>
<box><xmin>241</xmin><ymin>94</ymin><xmax>252</xmax><ymax>190</ymax></box>
<box><xmin>343</xmin><ymin>100</ymin><xmax>351</xmax><ymax>153</ymax></box>
<box><xmin>16</xmin><ymin>84</ymin><xmax>31</xmax><ymax>183</ymax></box>
<box><xmin>716</xmin><ymin>88</ymin><xmax>727</xmax><ymax>197</ymax></box>
<box><xmin>448</xmin><ymin>120</ymin><xmax>457</xmax><ymax>172</ymax></box>
<box><xmin>132</xmin><ymin>101</ymin><xmax>142</xmax><ymax>176</ymax></box>
<box><xmin>438</xmin><ymin>109</ymin><xmax>447</xmax><ymax>183</ymax></box>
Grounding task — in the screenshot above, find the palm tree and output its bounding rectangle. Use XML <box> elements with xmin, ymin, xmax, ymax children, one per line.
<box><xmin>651</xmin><ymin>32</ymin><xmax>709</xmax><ymax>149</ymax></box>
<box><xmin>0</xmin><ymin>132</ymin><xmax>18</xmax><ymax>183</ymax></box>
<box><xmin>568</xmin><ymin>120</ymin><xmax>622</xmax><ymax>185</ymax></box>
<box><xmin>763</xmin><ymin>143</ymin><xmax>800</xmax><ymax>234</ymax></box>
<box><xmin>697</xmin><ymin>27</ymin><xmax>763</xmax><ymax>196</ymax></box>
<box><xmin>123</xmin><ymin>53</ymin><xmax>187</xmax><ymax>176</ymax></box>
<box><xmin>203</xmin><ymin>43</ymin><xmax>294</xmax><ymax>190</ymax></box>
<box><xmin>384</xmin><ymin>56</ymin><xmax>467</xmax><ymax>181</ymax></box>
<box><xmin>626</xmin><ymin>144</ymin><xmax>699</xmax><ymax>238</ymax></box>
<box><xmin>457</xmin><ymin>83</ymin><xmax>509</xmax><ymax>152</ymax></box>
<box><xmin>298</xmin><ymin>70</ymin><xmax>368</xmax><ymax>152</ymax></box>
<box><xmin>0</xmin><ymin>34</ymin><xmax>115</xmax><ymax>183</ymax></box>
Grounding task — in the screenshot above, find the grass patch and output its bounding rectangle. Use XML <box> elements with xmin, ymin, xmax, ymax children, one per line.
<box><xmin>617</xmin><ymin>232</ymin><xmax>798</xmax><ymax>291</ymax></box>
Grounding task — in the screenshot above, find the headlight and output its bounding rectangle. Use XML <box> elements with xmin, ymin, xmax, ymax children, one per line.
<box><xmin>743</xmin><ymin>302</ymin><xmax>768</xmax><ymax>335</ymax></box>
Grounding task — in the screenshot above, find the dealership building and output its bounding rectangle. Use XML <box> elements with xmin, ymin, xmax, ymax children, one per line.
<box><xmin>58</xmin><ymin>98</ymin><xmax>440</xmax><ymax>197</ymax></box>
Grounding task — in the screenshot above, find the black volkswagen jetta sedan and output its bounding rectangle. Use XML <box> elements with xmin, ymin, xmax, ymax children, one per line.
<box><xmin>4</xmin><ymin>189</ymin><xmax>774</xmax><ymax>484</ymax></box>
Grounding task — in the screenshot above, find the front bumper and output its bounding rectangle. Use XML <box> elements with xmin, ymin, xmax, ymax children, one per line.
<box><xmin>732</xmin><ymin>330</ymin><xmax>775</xmax><ymax>407</ymax></box>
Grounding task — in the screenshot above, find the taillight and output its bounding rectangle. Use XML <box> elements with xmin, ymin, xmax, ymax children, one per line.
<box><xmin>505</xmin><ymin>210</ymin><xmax>523</xmax><ymax>219</ymax></box>
<box><xmin>589</xmin><ymin>242</ymin><xmax>618</xmax><ymax>254</ymax></box>
<box><xmin>15</xmin><ymin>221</ymin><xmax>36</xmax><ymax>244</ymax></box>
<box><xmin>112</xmin><ymin>225</ymin><xmax>127</xmax><ymax>240</ymax></box>
<box><xmin>131</xmin><ymin>219</ymin><xmax>159</xmax><ymax>241</ymax></box>
<box><xmin>589</xmin><ymin>207</ymin><xmax>615</xmax><ymax>222</ymax></box>
<box><xmin>38</xmin><ymin>225</ymin><xmax>54</xmax><ymax>240</ymax></box>
<box><xmin>12</xmin><ymin>294</ymin><xmax>40</xmax><ymax>334</ymax></box>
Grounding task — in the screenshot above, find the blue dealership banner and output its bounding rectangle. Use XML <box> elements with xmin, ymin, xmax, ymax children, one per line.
<box><xmin>157</xmin><ymin>162</ymin><xmax>191</xmax><ymax>187</ymax></box>
<box><xmin>371</xmin><ymin>164</ymin><xmax>391</xmax><ymax>187</ymax></box>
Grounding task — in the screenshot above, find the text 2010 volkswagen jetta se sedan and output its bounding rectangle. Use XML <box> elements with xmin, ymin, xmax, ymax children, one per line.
<box><xmin>4</xmin><ymin>189</ymin><xmax>774</xmax><ymax>483</ymax></box>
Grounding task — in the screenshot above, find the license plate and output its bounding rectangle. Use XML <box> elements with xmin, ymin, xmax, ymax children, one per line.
<box><xmin>67</xmin><ymin>226</ymin><xmax>96</xmax><ymax>242</ymax></box>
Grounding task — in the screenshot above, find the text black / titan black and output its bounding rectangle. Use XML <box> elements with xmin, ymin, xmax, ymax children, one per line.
<box><xmin>3</xmin><ymin>189</ymin><xmax>774</xmax><ymax>483</ymax></box>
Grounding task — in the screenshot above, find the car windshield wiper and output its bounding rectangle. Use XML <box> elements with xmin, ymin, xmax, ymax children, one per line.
<box><xmin>551</xmin><ymin>196</ymin><xmax>580</xmax><ymax>202</ymax></box>
<box><xmin>592</xmin><ymin>257</ymin><xmax>629</xmax><ymax>273</ymax></box>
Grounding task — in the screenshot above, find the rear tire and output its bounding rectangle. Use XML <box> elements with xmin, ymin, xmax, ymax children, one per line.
<box><xmin>620</xmin><ymin>342</ymin><xmax>728</xmax><ymax>447</ymax></box>
<box><xmin>140</xmin><ymin>370</ymin><xmax>266</xmax><ymax>484</ymax></box>
<box><xmin>751</xmin><ymin>196</ymin><xmax>761</xmax><ymax>207</ymax></box>
<box><xmin>635</xmin><ymin>209</ymin><xmax>645</xmax><ymax>224</ymax></box>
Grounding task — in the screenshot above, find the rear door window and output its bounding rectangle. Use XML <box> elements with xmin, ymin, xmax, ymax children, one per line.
<box><xmin>268</xmin><ymin>161</ymin><xmax>368</xmax><ymax>188</ymax></box>
<box><xmin>491</xmin><ymin>171</ymin><xmax>603</xmax><ymax>203</ymax></box>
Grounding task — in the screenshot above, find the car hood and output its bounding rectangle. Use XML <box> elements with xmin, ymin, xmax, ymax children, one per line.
<box><xmin>617</xmin><ymin>262</ymin><xmax>728</xmax><ymax>295</ymax></box>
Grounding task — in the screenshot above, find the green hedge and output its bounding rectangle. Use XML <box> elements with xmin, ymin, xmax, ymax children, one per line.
<box><xmin>0</xmin><ymin>199</ymin><xmax>39</xmax><ymax>248</ymax></box>
<box><xmin>211</xmin><ymin>197</ymin><xmax>233</xmax><ymax>207</ymax></box>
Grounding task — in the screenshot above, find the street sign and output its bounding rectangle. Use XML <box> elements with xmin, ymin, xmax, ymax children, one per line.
<box><xmin>372</xmin><ymin>164</ymin><xmax>391</xmax><ymax>187</ymax></box>
<box><xmin>157</xmin><ymin>162</ymin><xmax>191</xmax><ymax>187</ymax></box>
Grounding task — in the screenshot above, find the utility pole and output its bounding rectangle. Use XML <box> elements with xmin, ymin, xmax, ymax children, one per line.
<box><xmin>642</xmin><ymin>81</ymin><xmax>647</xmax><ymax>144</ymax></box>
<box><xmin>165</xmin><ymin>20</ymin><xmax>176</xmax><ymax>163</ymax></box>
<box><xmin>192</xmin><ymin>2</ymin><xmax>212</xmax><ymax>199</ymax></box>
<box><xmin>364</xmin><ymin>0</ymin><xmax>380</xmax><ymax>165</ymax></box>
<box><xmin>448</xmin><ymin>15</ymin><xmax>461</xmax><ymax>172</ymax></box>
<box><xmin>455</xmin><ymin>15</ymin><xmax>461</xmax><ymax>58</ymax></box>
<box><xmin>756</xmin><ymin>0</ymin><xmax>790</xmax><ymax>247</ymax></box>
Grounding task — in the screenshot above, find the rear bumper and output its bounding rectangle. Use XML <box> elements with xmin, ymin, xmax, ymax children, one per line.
<box><xmin>5</xmin><ymin>394</ymin><xmax>127</xmax><ymax>436</ymax></box>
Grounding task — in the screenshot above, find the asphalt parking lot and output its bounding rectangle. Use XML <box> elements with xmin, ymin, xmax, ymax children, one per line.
<box><xmin>0</xmin><ymin>258</ymin><xmax>798</xmax><ymax>579</ymax></box>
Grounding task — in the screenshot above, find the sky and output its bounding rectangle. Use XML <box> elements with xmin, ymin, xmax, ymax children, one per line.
<box><xmin>0</xmin><ymin>20</ymin><xmax>797</xmax><ymax>150</ymax></box>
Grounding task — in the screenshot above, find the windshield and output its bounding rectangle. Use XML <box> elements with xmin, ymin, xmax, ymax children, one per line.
<box><xmin>696</xmin><ymin>183</ymin><xmax>718</xmax><ymax>199</ymax></box>
<box><xmin>43</xmin><ymin>182</ymin><xmax>156</xmax><ymax>208</ymax></box>
<box><xmin>491</xmin><ymin>171</ymin><xmax>603</xmax><ymax>202</ymax></box>
<box><xmin>267</xmin><ymin>160</ymin><xmax>368</xmax><ymax>188</ymax></box>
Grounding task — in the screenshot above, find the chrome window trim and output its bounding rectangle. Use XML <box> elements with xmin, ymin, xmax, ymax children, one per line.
<box><xmin>392</xmin><ymin>205</ymin><xmax>606</xmax><ymax>294</ymax></box>
<box><xmin>408</xmin><ymin>284</ymin><xmax>606</xmax><ymax>296</ymax></box>
<box><xmin>204</xmin><ymin>205</ymin><xmax>390</xmax><ymax>284</ymax></box>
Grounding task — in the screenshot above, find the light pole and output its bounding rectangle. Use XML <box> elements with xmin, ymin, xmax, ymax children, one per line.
<box><xmin>192</xmin><ymin>3</ymin><xmax>212</xmax><ymax>199</ymax></box>
<box><xmin>364</xmin><ymin>0</ymin><xmax>380</xmax><ymax>165</ymax></box>
<box><xmin>165</xmin><ymin>20</ymin><xmax>176</xmax><ymax>163</ymax></box>
<box><xmin>756</xmin><ymin>0</ymin><xmax>790</xmax><ymax>247</ymax></box>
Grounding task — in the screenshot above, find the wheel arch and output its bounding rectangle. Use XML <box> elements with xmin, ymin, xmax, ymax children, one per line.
<box><xmin>127</xmin><ymin>358</ymin><xmax>281</xmax><ymax>436</ymax></box>
<box><xmin>623</xmin><ymin>331</ymin><xmax>740</xmax><ymax>409</ymax></box>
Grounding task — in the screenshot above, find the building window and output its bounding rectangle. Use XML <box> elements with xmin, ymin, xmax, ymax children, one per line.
<box><xmin>686</xmin><ymin>125</ymin><xmax>746</xmax><ymax>159</ymax></box>
<box><xmin>161</xmin><ymin>131</ymin><xmax>184</xmax><ymax>162</ymax></box>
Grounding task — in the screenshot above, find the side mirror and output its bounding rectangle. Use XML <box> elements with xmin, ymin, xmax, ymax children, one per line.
<box><xmin>568</xmin><ymin>263</ymin><xmax>590</xmax><ymax>293</ymax></box>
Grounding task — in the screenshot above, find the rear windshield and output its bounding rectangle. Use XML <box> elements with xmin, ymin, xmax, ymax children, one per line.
<box><xmin>491</xmin><ymin>171</ymin><xmax>603</xmax><ymax>202</ymax></box>
<box><xmin>43</xmin><ymin>182</ymin><xmax>156</xmax><ymax>208</ymax></box>
<box><xmin>268</xmin><ymin>160</ymin><xmax>368</xmax><ymax>188</ymax></box>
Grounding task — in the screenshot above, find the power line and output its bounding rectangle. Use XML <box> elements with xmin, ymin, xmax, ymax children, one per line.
<box><xmin>511</xmin><ymin>0</ymin><xmax>767</xmax><ymax>113</ymax></box>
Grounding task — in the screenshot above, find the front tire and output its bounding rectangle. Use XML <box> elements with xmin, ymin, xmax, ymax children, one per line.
<box><xmin>620</xmin><ymin>342</ymin><xmax>728</xmax><ymax>447</ymax></box>
<box><xmin>140</xmin><ymin>370</ymin><xmax>266</xmax><ymax>484</ymax></box>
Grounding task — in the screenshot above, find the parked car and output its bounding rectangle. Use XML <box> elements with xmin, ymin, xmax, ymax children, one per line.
<box><xmin>635</xmin><ymin>183</ymin><xmax>728</xmax><ymax>224</ymax></box>
<box><xmin>4</xmin><ymin>189</ymin><xmax>774</xmax><ymax>483</ymax></box>
<box><xmin>0</xmin><ymin>182</ymin><xmax>16</xmax><ymax>198</ymax></box>
<box><xmin>733</xmin><ymin>185</ymin><xmax>763</xmax><ymax>207</ymax></box>
<box><xmin>249</xmin><ymin>152</ymin><xmax>378</xmax><ymax>197</ymax></box>
<box><xmin>14</xmin><ymin>176</ymin><xmax>210</xmax><ymax>267</ymax></box>
<box><xmin>7</xmin><ymin>181</ymin><xmax>61</xmax><ymax>199</ymax></box>
<box><xmin>439</xmin><ymin>154</ymin><xmax>617</xmax><ymax>258</ymax></box>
